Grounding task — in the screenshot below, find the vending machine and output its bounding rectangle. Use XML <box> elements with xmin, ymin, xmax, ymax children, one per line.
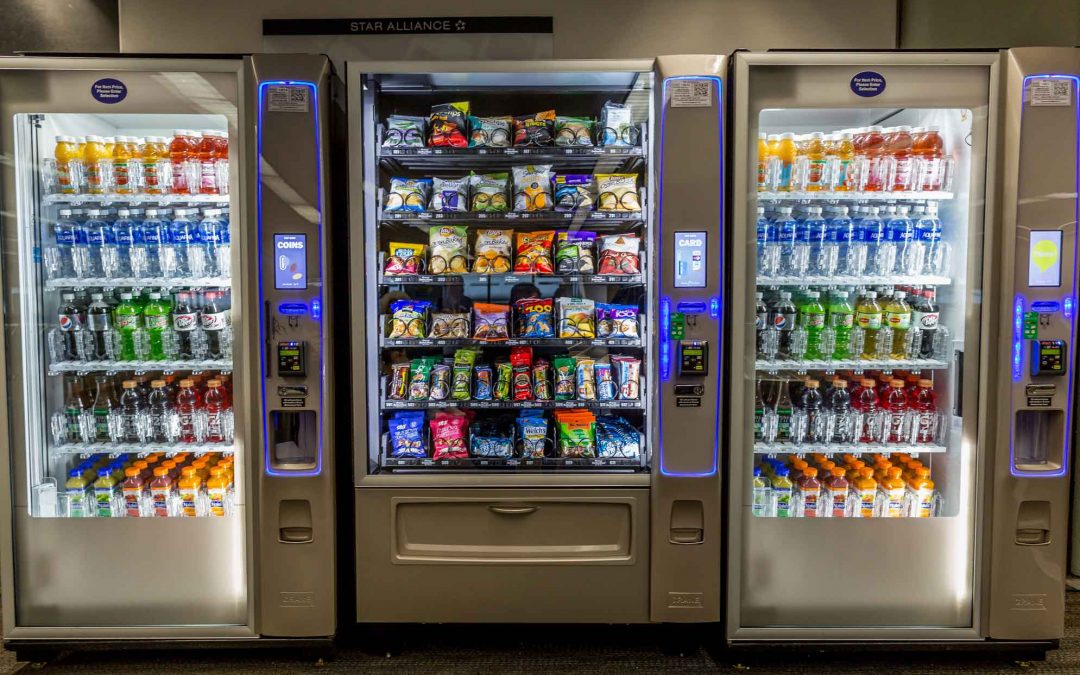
<box><xmin>725</xmin><ymin>49</ymin><xmax>1074</xmax><ymax>652</ymax></box>
<box><xmin>346</xmin><ymin>56</ymin><xmax>725</xmax><ymax>624</ymax></box>
<box><xmin>0</xmin><ymin>54</ymin><xmax>337</xmax><ymax>656</ymax></box>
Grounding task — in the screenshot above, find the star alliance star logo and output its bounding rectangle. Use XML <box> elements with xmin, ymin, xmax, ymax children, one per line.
<box><xmin>456</xmin><ymin>20</ymin><xmax>466</xmax><ymax>30</ymax></box>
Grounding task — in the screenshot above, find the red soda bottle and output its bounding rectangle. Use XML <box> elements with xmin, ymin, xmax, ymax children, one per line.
<box><xmin>176</xmin><ymin>379</ymin><xmax>201</xmax><ymax>443</ymax></box>
<box><xmin>204</xmin><ymin>379</ymin><xmax>227</xmax><ymax>443</ymax></box>
<box><xmin>884</xmin><ymin>379</ymin><xmax>909</xmax><ymax>443</ymax></box>
<box><xmin>913</xmin><ymin>379</ymin><xmax>938</xmax><ymax>444</ymax></box>
<box><xmin>854</xmin><ymin>378</ymin><xmax>880</xmax><ymax>443</ymax></box>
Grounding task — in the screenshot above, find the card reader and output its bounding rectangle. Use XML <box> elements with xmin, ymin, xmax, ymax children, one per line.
<box><xmin>678</xmin><ymin>340</ymin><xmax>709</xmax><ymax>376</ymax></box>
<box><xmin>277</xmin><ymin>341</ymin><xmax>307</xmax><ymax>377</ymax></box>
<box><xmin>1031</xmin><ymin>339</ymin><xmax>1067</xmax><ymax>377</ymax></box>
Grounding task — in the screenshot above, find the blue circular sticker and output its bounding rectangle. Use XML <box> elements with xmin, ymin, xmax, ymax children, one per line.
<box><xmin>850</xmin><ymin>71</ymin><xmax>886</xmax><ymax>97</ymax></box>
<box><xmin>90</xmin><ymin>78</ymin><xmax>127</xmax><ymax>104</ymax></box>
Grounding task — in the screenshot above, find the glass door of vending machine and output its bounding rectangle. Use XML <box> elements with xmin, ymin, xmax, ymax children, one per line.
<box><xmin>0</xmin><ymin>58</ymin><xmax>249</xmax><ymax>635</ymax></box>
<box><xmin>727</xmin><ymin>52</ymin><xmax>1000</xmax><ymax>638</ymax></box>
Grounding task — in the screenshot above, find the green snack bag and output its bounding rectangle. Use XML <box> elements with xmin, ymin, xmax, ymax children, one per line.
<box><xmin>451</xmin><ymin>349</ymin><xmax>478</xmax><ymax>401</ymax></box>
<box><xmin>553</xmin><ymin>357</ymin><xmax>577</xmax><ymax>401</ymax></box>
<box><xmin>494</xmin><ymin>361</ymin><xmax>513</xmax><ymax>401</ymax></box>
<box><xmin>408</xmin><ymin>357</ymin><xmax>438</xmax><ymax>401</ymax></box>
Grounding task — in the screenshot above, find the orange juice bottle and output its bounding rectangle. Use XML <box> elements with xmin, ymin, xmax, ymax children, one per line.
<box><xmin>906</xmin><ymin>467</ymin><xmax>935</xmax><ymax>517</ymax></box>
<box><xmin>877</xmin><ymin>466</ymin><xmax>905</xmax><ymax>517</ymax></box>
<box><xmin>765</xmin><ymin>134</ymin><xmax>781</xmax><ymax>189</ymax></box>
<box><xmin>103</xmin><ymin>136</ymin><xmax>115</xmax><ymax>157</ymax></box>
<box><xmin>207</xmin><ymin>466</ymin><xmax>230</xmax><ymax>517</ymax></box>
<box><xmin>113</xmin><ymin>136</ymin><xmax>135</xmax><ymax>194</ymax></box>
<box><xmin>756</xmin><ymin>132</ymin><xmax>769</xmax><ymax>191</ymax></box>
<box><xmin>776</xmin><ymin>132</ymin><xmax>797</xmax><ymax>192</ymax></box>
<box><xmin>142</xmin><ymin>136</ymin><xmax>167</xmax><ymax>194</ymax></box>
<box><xmin>851</xmin><ymin>467</ymin><xmax>878</xmax><ymax>518</ymax></box>
<box><xmin>83</xmin><ymin>135</ymin><xmax>108</xmax><ymax>194</ymax></box>
<box><xmin>54</xmin><ymin>135</ymin><xmax>81</xmax><ymax>194</ymax></box>
<box><xmin>803</xmin><ymin>132</ymin><xmax>827</xmax><ymax>191</ymax></box>
<box><xmin>178</xmin><ymin>466</ymin><xmax>202</xmax><ymax>517</ymax></box>
<box><xmin>834</xmin><ymin>132</ymin><xmax>855</xmax><ymax>190</ymax></box>
<box><xmin>845</xmin><ymin>459</ymin><xmax>866</xmax><ymax>482</ymax></box>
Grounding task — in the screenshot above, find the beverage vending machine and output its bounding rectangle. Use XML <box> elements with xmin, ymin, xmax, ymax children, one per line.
<box><xmin>0</xmin><ymin>54</ymin><xmax>337</xmax><ymax>656</ymax></box>
<box><xmin>725</xmin><ymin>49</ymin><xmax>1075</xmax><ymax>652</ymax></box>
<box><xmin>346</xmin><ymin>56</ymin><xmax>725</xmax><ymax>625</ymax></box>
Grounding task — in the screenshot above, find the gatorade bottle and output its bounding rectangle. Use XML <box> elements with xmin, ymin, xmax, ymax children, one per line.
<box><xmin>884</xmin><ymin>379</ymin><xmax>909</xmax><ymax>443</ymax></box>
<box><xmin>861</xmin><ymin>126</ymin><xmax>887</xmax><ymax>191</ymax></box>
<box><xmin>65</xmin><ymin>468</ymin><xmax>92</xmax><ymax>517</ymax></box>
<box><xmin>828</xmin><ymin>291</ymin><xmax>855</xmax><ymax>359</ymax></box>
<box><xmin>143</xmin><ymin>292</ymin><xmax>170</xmax><ymax>360</ymax></box>
<box><xmin>204</xmin><ymin>378</ymin><xmax>228</xmax><ymax>443</ymax></box>
<box><xmin>176</xmin><ymin>379</ymin><xmax>201</xmax><ymax>443</ymax></box>
<box><xmin>913</xmin><ymin>379</ymin><xmax>939</xmax><ymax>444</ymax></box>
<box><xmin>178</xmin><ymin>466</ymin><xmax>203</xmax><ymax>517</ymax></box>
<box><xmin>796</xmin><ymin>467</ymin><xmax>821</xmax><ymax>518</ymax></box>
<box><xmin>800</xmin><ymin>379</ymin><xmax>825</xmax><ymax>442</ymax></box>
<box><xmin>856</xmin><ymin>291</ymin><xmax>883</xmax><ymax>358</ymax></box>
<box><xmin>825</xmin><ymin>467</ymin><xmax>849</xmax><ymax>518</ymax></box>
<box><xmin>834</xmin><ymin>132</ymin><xmax>855</xmax><ymax>191</ymax></box>
<box><xmin>169</xmin><ymin>130</ymin><xmax>194</xmax><ymax>195</ymax></box>
<box><xmin>885</xmin><ymin>291</ymin><xmax>913</xmax><ymax>359</ymax></box>
<box><xmin>122</xmin><ymin>466</ymin><xmax>146</xmax><ymax>517</ymax></box>
<box><xmin>854</xmin><ymin>378</ymin><xmax>881</xmax><ymax>443</ymax></box>
<box><xmin>851</xmin><ymin>467</ymin><xmax>878</xmax><ymax>518</ymax></box>
<box><xmin>887</xmin><ymin>126</ymin><xmax>915</xmax><ymax>191</ymax></box>
<box><xmin>93</xmin><ymin>467</ymin><xmax>120</xmax><ymax>518</ymax></box>
<box><xmin>877</xmin><ymin>466</ymin><xmax>906</xmax><ymax>517</ymax></box>
<box><xmin>803</xmin><ymin>132</ymin><xmax>827</xmax><ymax>191</ymax></box>
<box><xmin>83</xmin><ymin>135</ymin><xmax>108</xmax><ymax>194</ymax></box>
<box><xmin>914</xmin><ymin>126</ymin><xmax>945</xmax><ymax>191</ymax></box>
<box><xmin>54</xmin><ymin>135</ymin><xmax>81</xmax><ymax>194</ymax></box>
<box><xmin>906</xmin><ymin>467</ymin><xmax>935</xmax><ymax>518</ymax></box>
<box><xmin>799</xmin><ymin>291</ymin><xmax>827</xmax><ymax>359</ymax></box>
<box><xmin>752</xmin><ymin>467</ymin><xmax>772</xmax><ymax>517</ymax></box>
<box><xmin>756</xmin><ymin>132</ymin><xmax>768</xmax><ymax>191</ymax></box>
<box><xmin>776</xmin><ymin>133</ymin><xmax>797</xmax><ymax>192</ymax></box>
<box><xmin>829</xmin><ymin>379</ymin><xmax>855</xmax><ymax>443</ymax></box>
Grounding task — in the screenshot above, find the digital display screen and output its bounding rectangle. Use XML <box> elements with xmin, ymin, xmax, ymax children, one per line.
<box><xmin>1029</xmin><ymin>230</ymin><xmax>1063</xmax><ymax>288</ymax></box>
<box><xmin>683</xmin><ymin>348</ymin><xmax>703</xmax><ymax>356</ymax></box>
<box><xmin>674</xmin><ymin>231</ymin><xmax>707</xmax><ymax>288</ymax></box>
<box><xmin>274</xmin><ymin>234</ymin><xmax>307</xmax><ymax>290</ymax></box>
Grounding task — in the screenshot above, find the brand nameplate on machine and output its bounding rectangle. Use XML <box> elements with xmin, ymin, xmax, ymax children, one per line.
<box><xmin>676</xmin><ymin>397</ymin><xmax>702</xmax><ymax>407</ymax></box>
<box><xmin>280</xmin><ymin>397</ymin><xmax>307</xmax><ymax>408</ymax></box>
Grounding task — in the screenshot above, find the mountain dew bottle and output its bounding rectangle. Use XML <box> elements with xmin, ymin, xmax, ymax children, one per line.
<box><xmin>115</xmin><ymin>292</ymin><xmax>141</xmax><ymax>360</ymax></box>
<box><xmin>828</xmin><ymin>290</ymin><xmax>855</xmax><ymax>359</ymax></box>
<box><xmin>800</xmin><ymin>291</ymin><xmax>827</xmax><ymax>359</ymax></box>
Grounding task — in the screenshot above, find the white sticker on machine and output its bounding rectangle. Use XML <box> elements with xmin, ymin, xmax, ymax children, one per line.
<box><xmin>669</xmin><ymin>80</ymin><xmax>713</xmax><ymax>108</ymax></box>
<box><xmin>1029</xmin><ymin>79</ymin><xmax>1072</xmax><ymax>107</ymax></box>
<box><xmin>267</xmin><ymin>84</ymin><xmax>310</xmax><ymax>113</ymax></box>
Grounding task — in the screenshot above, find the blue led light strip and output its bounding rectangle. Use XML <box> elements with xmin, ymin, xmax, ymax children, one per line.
<box><xmin>257</xmin><ymin>80</ymin><xmax>324</xmax><ymax>478</ymax></box>
<box><xmin>657</xmin><ymin>75</ymin><xmax>724</xmax><ymax>478</ymax></box>
<box><xmin>1012</xmin><ymin>295</ymin><xmax>1025</xmax><ymax>382</ymax></box>
<box><xmin>1011</xmin><ymin>74</ymin><xmax>1079</xmax><ymax>479</ymax></box>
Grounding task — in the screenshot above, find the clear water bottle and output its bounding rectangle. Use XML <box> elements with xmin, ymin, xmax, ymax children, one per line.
<box><xmin>917</xmin><ymin>202</ymin><xmax>951</xmax><ymax>276</ymax></box>
<box><xmin>756</xmin><ymin>206</ymin><xmax>780</xmax><ymax>277</ymax></box>
<box><xmin>112</xmin><ymin>208</ymin><xmax>139</xmax><ymax>278</ymax></box>
<box><xmin>858</xmin><ymin>206</ymin><xmax>884</xmax><ymax>276</ymax></box>
<box><xmin>83</xmin><ymin>209</ymin><xmax>111</xmax><ymax>278</ymax></box>
<box><xmin>170</xmin><ymin>208</ymin><xmax>202</xmax><ymax>277</ymax></box>
<box><xmin>199</xmin><ymin>208</ymin><xmax>227</xmax><ymax>278</ymax></box>
<box><xmin>887</xmin><ymin>205</ymin><xmax>917</xmax><ymax>276</ymax></box>
<box><xmin>846</xmin><ymin>207</ymin><xmax>870</xmax><ymax>277</ymax></box>
<box><xmin>774</xmin><ymin>206</ymin><xmax>798</xmax><ymax>276</ymax></box>
<box><xmin>870</xmin><ymin>206</ymin><xmax>895</xmax><ymax>277</ymax></box>
<box><xmin>215</xmin><ymin>210</ymin><xmax>231</xmax><ymax>277</ymax></box>
<box><xmin>140</xmin><ymin>208</ymin><xmax>167</xmax><ymax>277</ymax></box>
<box><xmin>801</xmin><ymin>207</ymin><xmax>826</xmax><ymax>277</ymax></box>
<box><xmin>819</xmin><ymin>206</ymin><xmax>851</xmax><ymax>277</ymax></box>
<box><xmin>52</xmin><ymin>208</ymin><xmax>79</xmax><ymax>278</ymax></box>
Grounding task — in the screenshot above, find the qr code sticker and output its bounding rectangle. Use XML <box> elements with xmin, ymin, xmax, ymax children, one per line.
<box><xmin>267</xmin><ymin>85</ymin><xmax>310</xmax><ymax>113</ymax></box>
<box><xmin>670</xmin><ymin>80</ymin><xmax>713</xmax><ymax>108</ymax></box>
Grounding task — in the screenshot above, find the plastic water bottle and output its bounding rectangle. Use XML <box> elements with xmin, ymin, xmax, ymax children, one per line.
<box><xmin>752</xmin><ymin>467</ymin><xmax>772</xmax><ymax>517</ymax></box>
<box><xmin>170</xmin><ymin>208</ymin><xmax>200</xmax><ymax>277</ymax></box>
<box><xmin>83</xmin><ymin>209</ymin><xmax>111</xmax><ymax>278</ymax></box>
<box><xmin>112</xmin><ymin>208</ymin><xmax>139</xmax><ymax>277</ymax></box>
<box><xmin>198</xmin><ymin>208</ymin><xmax>227</xmax><ymax>277</ymax></box>
<box><xmin>818</xmin><ymin>206</ymin><xmax>849</xmax><ymax>276</ymax></box>
<box><xmin>140</xmin><ymin>208</ymin><xmax>166</xmax><ymax>276</ymax></box>
<box><xmin>887</xmin><ymin>205</ymin><xmax>917</xmax><ymax>276</ymax></box>
<box><xmin>801</xmin><ymin>207</ymin><xmax>826</xmax><ymax>277</ymax></box>
<box><xmin>846</xmin><ymin>207</ymin><xmax>869</xmax><ymax>277</ymax></box>
<box><xmin>215</xmin><ymin>210</ymin><xmax>231</xmax><ymax>277</ymax></box>
<box><xmin>774</xmin><ymin>207</ymin><xmax>797</xmax><ymax>275</ymax></box>
<box><xmin>756</xmin><ymin>206</ymin><xmax>780</xmax><ymax>277</ymax></box>
<box><xmin>859</xmin><ymin>207</ymin><xmax>885</xmax><ymax>276</ymax></box>
<box><xmin>52</xmin><ymin>209</ymin><xmax>79</xmax><ymax>278</ymax></box>
<box><xmin>789</xmin><ymin>209</ymin><xmax>814</xmax><ymax>277</ymax></box>
<box><xmin>870</xmin><ymin>206</ymin><xmax>895</xmax><ymax>276</ymax></box>
<box><xmin>916</xmin><ymin>202</ymin><xmax>951</xmax><ymax>276</ymax></box>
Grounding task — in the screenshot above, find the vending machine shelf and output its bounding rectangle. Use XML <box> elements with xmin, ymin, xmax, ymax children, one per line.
<box><xmin>49</xmin><ymin>358</ymin><xmax>232</xmax><ymax>373</ymax></box>
<box><xmin>380</xmin><ymin>337</ymin><xmax>643</xmax><ymax>348</ymax></box>
<box><xmin>755</xmin><ymin>357</ymin><xmax>949</xmax><ymax>371</ymax></box>
<box><xmin>380</xmin><ymin>455</ymin><xmax>645</xmax><ymax>471</ymax></box>
<box><xmin>379</xmin><ymin>210</ymin><xmax>643</xmax><ymax>225</ymax></box>
<box><xmin>45</xmin><ymin>276</ymin><xmax>232</xmax><ymax>290</ymax></box>
<box><xmin>52</xmin><ymin>442</ymin><xmax>235</xmax><ymax>455</ymax></box>
<box><xmin>757</xmin><ymin>190</ymin><xmax>954</xmax><ymax>202</ymax></box>
<box><xmin>379</xmin><ymin>272</ymin><xmax>644</xmax><ymax>286</ymax></box>
<box><xmin>42</xmin><ymin>193</ymin><xmax>230</xmax><ymax>206</ymax></box>
<box><xmin>756</xmin><ymin>274</ymin><xmax>952</xmax><ymax>287</ymax></box>
<box><xmin>382</xmin><ymin>399</ymin><xmax>644</xmax><ymax>411</ymax></box>
<box><xmin>753</xmin><ymin>441</ymin><xmax>947</xmax><ymax>456</ymax></box>
<box><xmin>378</xmin><ymin>144</ymin><xmax>644</xmax><ymax>173</ymax></box>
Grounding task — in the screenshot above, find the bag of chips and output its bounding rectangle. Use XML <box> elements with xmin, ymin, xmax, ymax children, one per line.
<box><xmin>451</xmin><ymin>349</ymin><xmax>477</xmax><ymax>401</ymax></box>
<box><xmin>599</xmin><ymin>101</ymin><xmax>639</xmax><ymax>147</ymax></box>
<box><xmin>494</xmin><ymin>361</ymin><xmax>513</xmax><ymax>401</ymax></box>
<box><xmin>387</xmin><ymin>299</ymin><xmax>431</xmax><ymax>339</ymax></box>
<box><xmin>554</xmin><ymin>174</ymin><xmax>595</xmax><ymax>212</ymax></box>
<box><xmin>385</xmin><ymin>242</ymin><xmax>426</xmax><ymax>275</ymax></box>
<box><xmin>430</xmin><ymin>312</ymin><xmax>470</xmax><ymax>339</ymax></box>
<box><xmin>429</xmin><ymin>362</ymin><xmax>451</xmax><ymax>401</ymax></box>
<box><xmin>389</xmin><ymin>411</ymin><xmax>428</xmax><ymax>458</ymax></box>
<box><xmin>428</xmin><ymin>225</ymin><xmax>469</xmax><ymax>274</ymax></box>
<box><xmin>513</xmin><ymin>110</ymin><xmax>555</xmax><ymax>146</ymax></box>
<box><xmin>385</xmin><ymin>177</ymin><xmax>432</xmax><ymax>213</ymax></box>
<box><xmin>533</xmin><ymin>358</ymin><xmax>552</xmax><ymax>401</ymax></box>
<box><xmin>556</xmin><ymin>297</ymin><xmax>596</xmax><ymax>339</ymax></box>
<box><xmin>515</xmin><ymin>297</ymin><xmax>554</xmax><ymax>338</ymax></box>
<box><xmin>555</xmin><ymin>231</ymin><xmax>597</xmax><ymax>274</ymax></box>
<box><xmin>473</xmin><ymin>364</ymin><xmax>493</xmax><ymax>400</ymax></box>
<box><xmin>510</xmin><ymin>346</ymin><xmax>533</xmax><ymax>401</ymax></box>
<box><xmin>596</xmin><ymin>415</ymin><xmax>641</xmax><ymax>459</ymax></box>
<box><xmin>429</xmin><ymin>102</ymin><xmax>470</xmax><ymax>147</ymax></box>
<box><xmin>575</xmin><ymin>357</ymin><xmax>597</xmax><ymax>401</ymax></box>
<box><xmin>387</xmin><ymin>362</ymin><xmax>410</xmax><ymax>400</ymax></box>
<box><xmin>472</xmin><ymin>229</ymin><xmax>513</xmax><ymax>274</ymax></box>
<box><xmin>472</xmin><ymin>302</ymin><xmax>509</xmax><ymax>341</ymax></box>
<box><xmin>612</xmin><ymin>355</ymin><xmax>641</xmax><ymax>400</ymax></box>
<box><xmin>512</xmin><ymin>165</ymin><xmax>554</xmax><ymax>212</ymax></box>
<box><xmin>596</xmin><ymin>303</ymin><xmax>640</xmax><ymax>339</ymax></box>
<box><xmin>430</xmin><ymin>177</ymin><xmax>469</xmax><ymax>213</ymax></box>
<box><xmin>595</xmin><ymin>174</ymin><xmax>641</xmax><ymax>212</ymax></box>
<box><xmin>469</xmin><ymin>172</ymin><xmax>510</xmax><ymax>213</ymax></box>
<box><xmin>555</xmin><ymin>409</ymin><xmax>596</xmax><ymax>458</ymax></box>
<box><xmin>595</xmin><ymin>358</ymin><xmax>617</xmax><ymax>401</ymax></box>
<box><xmin>468</xmin><ymin>116</ymin><xmax>513</xmax><ymax>148</ymax></box>
<box><xmin>597</xmin><ymin>234</ymin><xmax>642</xmax><ymax>275</ymax></box>
<box><xmin>431</xmin><ymin>411</ymin><xmax>469</xmax><ymax>459</ymax></box>
<box><xmin>554</xmin><ymin>116</ymin><xmax>595</xmax><ymax>147</ymax></box>
<box><xmin>553</xmin><ymin>357</ymin><xmax>577</xmax><ymax>401</ymax></box>
<box><xmin>408</xmin><ymin>356</ymin><xmax>438</xmax><ymax>401</ymax></box>
<box><xmin>470</xmin><ymin>417</ymin><xmax>514</xmax><ymax>458</ymax></box>
<box><xmin>514</xmin><ymin>230</ymin><xmax>555</xmax><ymax>273</ymax></box>
<box><xmin>383</xmin><ymin>116</ymin><xmax>426</xmax><ymax>148</ymax></box>
<box><xmin>517</xmin><ymin>411</ymin><xmax>549</xmax><ymax>459</ymax></box>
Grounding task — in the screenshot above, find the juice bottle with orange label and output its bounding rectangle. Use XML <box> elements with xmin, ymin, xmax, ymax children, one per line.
<box><xmin>824</xmin><ymin>467</ymin><xmax>849</xmax><ymax>518</ymax></box>
<box><xmin>833</xmin><ymin>132</ymin><xmax>855</xmax><ymax>191</ymax></box>
<box><xmin>83</xmin><ymin>135</ymin><xmax>109</xmax><ymax>194</ymax></box>
<box><xmin>178</xmin><ymin>466</ymin><xmax>203</xmax><ymax>517</ymax></box>
<box><xmin>149</xmin><ymin>466</ymin><xmax>174</xmax><ymax>517</ymax></box>
<box><xmin>756</xmin><ymin>132</ymin><xmax>768</xmax><ymax>191</ymax></box>
<box><xmin>54</xmin><ymin>135</ymin><xmax>81</xmax><ymax>195</ymax></box>
<box><xmin>851</xmin><ymin>467</ymin><xmax>878</xmax><ymax>518</ymax></box>
<box><xmin>802</xmin><ymin>132</ymin><xmax>827</xmax><ymax>192</ymax></box>
<box><xmin>141</xmin><ymin>136</ymin><xmax>168</xmax><ymax>194</ymax></box>
<box><xmin>113</xmin><ymin>136</ymin><xmax>135</xmax><ymax>194</ymax></box>
<box><xmin>122</xmin><ymin>466</ymin><xmax>146</xmax><ymax>517</ymax></box>
<box><xmin>776</xmin><ymin>132</ymin><xmax>797</xmax><ymax>192</ymax></box>
<box><xmin>206</xmin><ymin>466</ymin><xmax>230</xmax><ymax>517</ymax></box>
<box><xmin>906</xmin><ymin>466</ymin><xmax>935</xmax><ymax>517</ymax></box>
<box><xmin>796</xmin><ymin>467</ymin><xmax>821</xmax><ymax>518</ymax></box>
<box><xmin>169</xmin><ymin>130</ymin><xmax>194</xmax><ymax>195</ymax></box>
<box><xmin>198</xmin><ymin>130</ymin><xmax>220</xmax><ymax>195</ymax></box>
<box><xmin>886</xmin><ymin>125</ymin><xmax>914</xmax><ymax>191</ymax></box>
<box><xmin>876</xmin><ymin>466</ymin><xmax>905</xmax><ymax>517</ymax></box>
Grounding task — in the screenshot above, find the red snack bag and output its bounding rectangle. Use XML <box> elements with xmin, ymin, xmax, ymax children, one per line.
<box><xmin>514</xmin><ymin>230</ymin><xmax>555</xmax><ymax>274</ymax></box>
<box><xmin>431</xmin><ymin>412</ymin><xmax>469</xmax><ymax>460</ymax></box>
<box><xmin>510</xmin><ymin>346</ymin><xmax>534</xmax><ymax>401</ymax></box>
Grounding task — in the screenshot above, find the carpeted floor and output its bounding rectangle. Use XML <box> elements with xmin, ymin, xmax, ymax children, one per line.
<box><xmin>2</xmin><ymin>592</ymin><xmax>1079</xmax><ymax>674</ymax></box>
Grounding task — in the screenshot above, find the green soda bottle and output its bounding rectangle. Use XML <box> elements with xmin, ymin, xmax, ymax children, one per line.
<box><xmin>114</xmin><ymin>292</ymin><xmax>141</xmax><ymax>361</ymax></box>
<box><xmin>828</xmin><ymin>290</ymin><xmax>855</xmax><ymax>359</ymax></box>
<box><xmin>800</xmin><ymin>291</ymin><xmax>827</xmax><ymax>359</ymax></box>
<box><xmin>143</xmin><ymin>292</ymin><xmax>170</xmax><ymax>360</ymax></box>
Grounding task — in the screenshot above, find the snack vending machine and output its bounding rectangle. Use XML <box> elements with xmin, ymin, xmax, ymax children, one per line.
<box><xmin>726</xmin><ymin>49</ymin><xmax>1073</xmax><ymax>651</ymax></box>
<box><xmin>0</xmin><ymin>54</ymin><xmax>336</xmax><ymax>655</ymax></box>
<box><xmin>347</xmin><ymin>56</ymin><xmax>725</xmax><ymax>624</ymax></box>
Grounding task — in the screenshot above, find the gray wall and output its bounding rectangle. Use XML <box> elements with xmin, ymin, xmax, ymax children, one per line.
<box><xmin>900</xmin><ymin>0</ymin><xmax>1080</xmax><ymax>49</ymax></box>
<box><xmin>0</xmin><ymin>0</ymin><xmax>117</xmax><ymax>54</ymax></box>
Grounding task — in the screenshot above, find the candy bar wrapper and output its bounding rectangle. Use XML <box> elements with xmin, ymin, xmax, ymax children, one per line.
<box><xmin>408</xmin><ymin>357</ymin><xmax>436</xmax><ymax>401</ymax></box>
<box><xmin>612</xmin><ymin>355</ymin><xmax>641</xmax><ymax>400</ymax></box>
<box><xmin>473</xmin><ymin>364</ymin><xmax>493</xmax><ymax>401</ymax></box>
<box><xmin>389</xmin><ymin>412</ymin><xmax>428</xmax><ymax>458</ymax></box>
<box><xmin>510</xmin><ymin>346</ymin><xmax>533</xmax><ymax>401</ymax></box>
<box><xmin>533</xmin><ymin>359</ymin><xmax>552</xmax><ymax>401</ymax></box>
<box><xmin>553</xmin><ymin>357</ymin><xmax>577</xmax><ymax>401</ymax></box>
<box><xmin>494</xmin><ymin>361</ymin><xmax>513</xmax><ymax>401</ymax></box>
<box><xmin>595</xmin><ymin>359</ymin><xmax>617</xmax><ymax>401</ymax></box>
<box><xmin>575</xmin><ymin>357</ymin><xmax>597</xmax><ymax>401</ymax></box>
<box><xmin>451</xmin><ymin>349</ymin><xmax>477</xmax><ymax>401</ymax></box>
<box><xmin>388</xmin><ymin>362</ymin><xmax>410</xmax><ymax>400</ymax></box>
<box><xmin>429</xmin><ymin>363</ymin><xmax>451</xmax><ymax>401</ymax></box>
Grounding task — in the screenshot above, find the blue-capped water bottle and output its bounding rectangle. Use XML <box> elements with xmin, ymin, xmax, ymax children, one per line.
<box><xmin>773</xmin><ymin>206</ymin><xmax>797</xmax><ymax>276</ymax></box>
<box><xmin>916</xmin><ymin>202</ymin><xmax>950</xmax><ymax>276</ymax></box>
<box><xmin>821</xmin><ymin>206</ymin><xmax>852</xmax><ymax>277</ymax></box>
<box><xmin>83</xmin><ymin>209</ymin><xmax>111</xmax><ymax>278</ymax></box>
<box><xmin>169</xmin><ymin>208</ymin><xmax>201</xmax><ymax>277</ymax></box>
<box><xmin>756</xmin><ymin>206</ymin><xmax>781</xmax><ymax>277</ymax></box>
<box><xmin>801</xmin><ymin>206</ymin><xmax>826</xmax><ymax>277</ymax></box>
<box><xmin>51</xmin><ymin>208</ymin><xmax>79</xmax><ymax>278</ymax></box>
<box><xmin>888</xmin><ymin>205</ymin><xmax>917</xmax><ymax>276</ymax></box>
<box><xmin>140</xmin><ymin>208</ymin><xmax>167</xmax><ymax>277</ymax></box>
<box><xmin>861</xmin><ymin>206</ymin><xmax>886</xmax><ymax>276</ymax></box>
<box><xmin>112</xmin><ymin>208</ymin><xmax>139</xmax><ymax>278</ymax></box>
